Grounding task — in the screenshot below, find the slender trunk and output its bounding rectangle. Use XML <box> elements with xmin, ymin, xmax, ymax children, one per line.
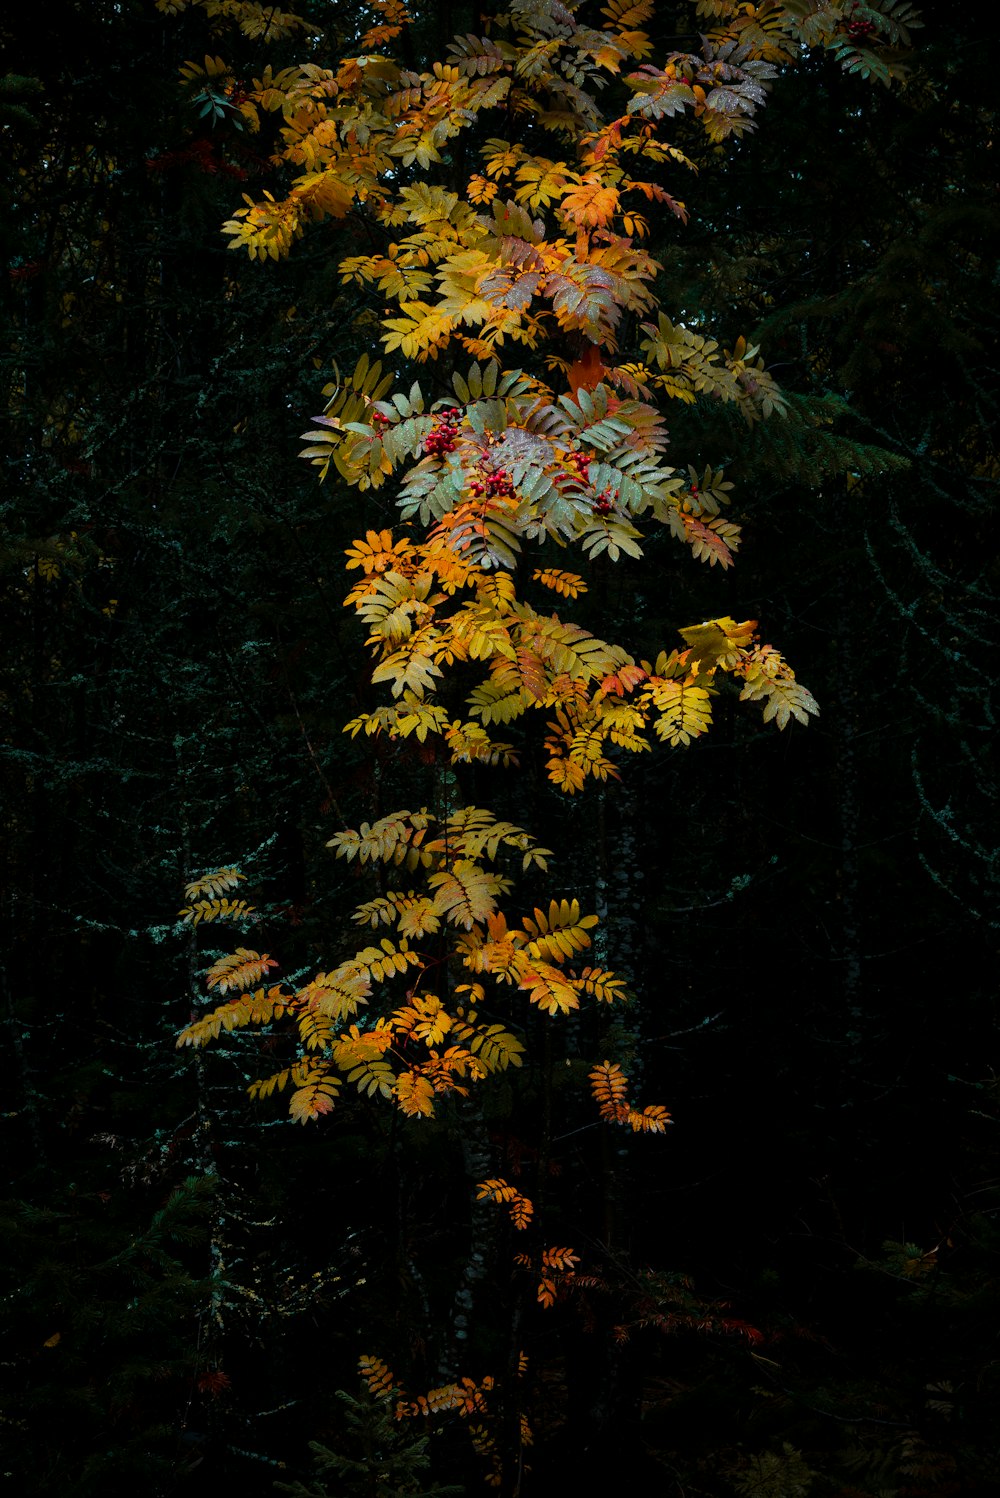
<box><xmin>2</xmin><ymin>891</ymin><xmax>46</xmax><ymax>1165</ymax></box>
<box><xmin>448</xmin><ymin>1093</ymin><xmax>495</xmax><ymax>1359</ymax></box>
<box><xmin>835</xmin><ymin>567</ymin><xmax>864</xmax><ymax>1051</ymax></box>
<box><xmin>174</xmin><ymin>739</ymin><xmax>227</xmax><ymax>1366</ymax></box>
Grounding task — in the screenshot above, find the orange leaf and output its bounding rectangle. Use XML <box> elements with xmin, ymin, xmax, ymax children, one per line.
<box><xmin>562</xmin><ymin>177</ymin><xmax>620</xmax><ymax>228</ymax></box>
<box><xmin>566</xmin><ymin>343</ymin><xmax>607</xmax><ymax>396</ymax></box>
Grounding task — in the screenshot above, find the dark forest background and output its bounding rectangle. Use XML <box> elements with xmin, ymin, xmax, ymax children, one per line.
<box><xmin>1</xmin><ymin>2</ymin><xmax>997</xmax><ymax>1494</ymax></box>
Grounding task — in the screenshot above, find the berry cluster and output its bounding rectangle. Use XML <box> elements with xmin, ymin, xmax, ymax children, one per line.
<box><xmin>144</xmin><ymin>138</ymin><xmax>248</xmax><ymax>180</ymax></box>
<box><xmin>423</xmin><ymin>408</ymin><xmax>462</xmax><ymax>457</ymax></box>
<box><xmin>592</xmin><ymin>489</ymin><xmax>614</xmax><ymax>516</ymax></box>
<box><xmin>565</xmin><ymin>448</ymin><xmax>593</xmax><ymax>484</ymax></box>
<box><xmin>845</xmin><ymin>4</ymin><xmax>877</xmax><ymax>38</ymax></box>
<box><xmin>370</xmin><ymin>409</ymin><xmax>391</xmax><ymax>432</ymax></box>
<box><xmin>468</xmin><ymin>460</ymin><xmax>515</xmax><ymax>500</ymax></box>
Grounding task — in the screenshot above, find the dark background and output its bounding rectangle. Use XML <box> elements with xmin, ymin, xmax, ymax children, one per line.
<box><xmin>2</xmin><ymin>3</ymin><xmax>997</xmax><ymax>1493</ymax></box>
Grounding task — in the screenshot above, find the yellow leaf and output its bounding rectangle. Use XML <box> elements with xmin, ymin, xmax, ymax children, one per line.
<box><xmin>359</xmin><ymin>1354</ymin><xmax>397</xmax><ymax>1399</ymax></box>
<box><xmin>205</xmin><ymin>948</ymin><xmax>278</xmax><ymax>994</ymax></box>
<box><xmin>289</xmin><ymin>1072</ymin><xmax>341</xmax><ymax>1123</ymax></box>
<box><xmin>394</xmin><ymin>1070</ymin><xmax>437</xmax><ymax>1117</ymax></box>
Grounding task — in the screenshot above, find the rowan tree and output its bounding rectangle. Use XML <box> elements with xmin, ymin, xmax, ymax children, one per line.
<box><xmin>160</xmin><ymin>1</ymin><xmax>932</xmax><ymax>1489</ymax></box>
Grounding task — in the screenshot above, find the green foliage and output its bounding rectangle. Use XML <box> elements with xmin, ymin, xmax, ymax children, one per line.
<box><xmin>732</xmin><ymin>1443</ymin><xmax>814</xmax><ymax>1497</ymax></box>
<box><xmin>0</xmin><ymin>1178</ymin><xmax>216</xmax><ymax>1496</ymax></box>
<box><xmin>275</xmin><ymin>1389</ymin><xmax>463</xmax><ymax>1498</ymax></box>
<box><xmin>0</xmin><ymin>71</ymin><xmax>43</xmax><ymax>127</ymax></box>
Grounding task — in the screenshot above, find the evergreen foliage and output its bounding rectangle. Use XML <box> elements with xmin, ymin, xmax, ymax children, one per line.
<box><xmin>274</xmin><ymin>1388</ymin><xmax>464</xmax><ymax>1497</ymax></box>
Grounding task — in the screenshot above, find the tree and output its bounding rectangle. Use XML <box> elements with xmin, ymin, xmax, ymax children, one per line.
<box><xmin>163</xmin><ymin>2</ymin><xmax>929</xmax><ymax>1490</ymax></box>
<box><xmin>274</xmin><ymin>1386</ymin><xmax>464</xmax><ymax>1497</ymax></box>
